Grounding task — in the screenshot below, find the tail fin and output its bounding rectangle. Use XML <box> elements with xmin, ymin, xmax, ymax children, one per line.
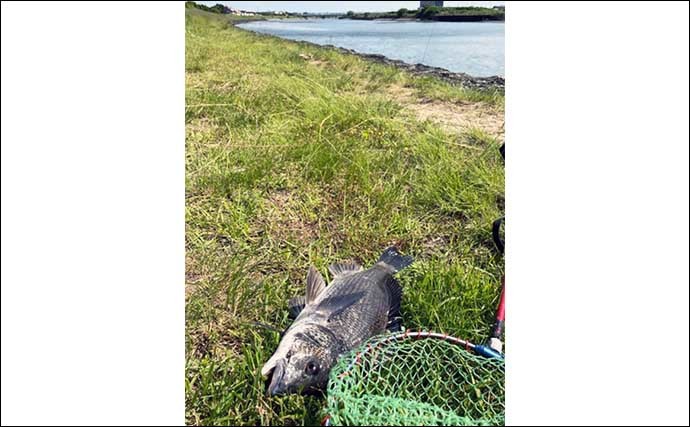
<box><xmin>377</xmin><ymin>246</ymin><xmax>413</xmax><ymax>274</ymax></box>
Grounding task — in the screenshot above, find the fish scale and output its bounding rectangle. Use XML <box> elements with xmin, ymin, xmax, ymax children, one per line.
<box><xmin>320</xmin><ymin>268</ymin><xmax>393</xmax><ymax>348</ymax></box>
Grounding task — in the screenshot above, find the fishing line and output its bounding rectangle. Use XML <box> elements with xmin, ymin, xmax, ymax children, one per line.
<box><xmin>419</xmin><ymin>20</ymin><xmax>437</xmax><ymax>65</ymax></box>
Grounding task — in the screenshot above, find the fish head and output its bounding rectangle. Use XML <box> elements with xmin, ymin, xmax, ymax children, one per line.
<box><xmin>261</xmin><ymin>327</ymin><xmax>339</xmax><ymax>396</ymax></box>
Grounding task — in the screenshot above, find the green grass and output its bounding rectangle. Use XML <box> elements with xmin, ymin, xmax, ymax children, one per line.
<box><xmin>408</xmin><ymin>75</ymin><xmax>505</xmax><ymax>107</ymax></box>
<box><xmin>186</xmin><ymin>10</ymin><xmax>504</xmax><ymax>426</ymax></box>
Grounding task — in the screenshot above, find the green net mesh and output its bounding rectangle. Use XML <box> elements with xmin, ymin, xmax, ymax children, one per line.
<box><xmin>325</xmin><ymin>332</ymin><xmax>505</xmax><ymax>426</ymax></box>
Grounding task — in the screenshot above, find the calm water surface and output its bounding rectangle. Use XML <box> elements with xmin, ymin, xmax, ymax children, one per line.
<box><xmin>238</xmin><ymin>18</ymin><xmax>504</xmax><ymax>77</ymax></box>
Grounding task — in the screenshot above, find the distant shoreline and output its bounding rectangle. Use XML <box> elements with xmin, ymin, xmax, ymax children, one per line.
<box><xmin>343</xmin><ymin>6</ymin><xmax>505</xmax><ymax>22</ymax></box>
<box><xmin>344</xmin><ymin>15</ymin><xmax>505</xmax><ymax>22</ymax></box>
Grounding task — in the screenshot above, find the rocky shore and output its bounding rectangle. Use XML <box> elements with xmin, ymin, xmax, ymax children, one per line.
<box><xmin>325</xmin><ymin>46</ymin><xmax>505</xmax><ymax>90</ymax></box>
<box><xmin>232</xmin><ymin>23</ymin><xmax>504</xmax><ymax>91</ymax></box>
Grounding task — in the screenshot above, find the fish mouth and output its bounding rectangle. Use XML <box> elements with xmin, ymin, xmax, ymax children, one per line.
<box><xmin>266</xmin><ymin>360</ymin><xmax>287</xmax><ymax>396</ymax></box>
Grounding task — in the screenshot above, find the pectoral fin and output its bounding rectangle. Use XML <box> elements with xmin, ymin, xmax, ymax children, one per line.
<box><xmin>288</xmin><ymin>295</ymin><xmax>306</xmax><ymax>319</ymax></box>
<box><xmin>317</xmin><ymin>292</ymin><xmax>365</xmax><ymax>322</ymax></box>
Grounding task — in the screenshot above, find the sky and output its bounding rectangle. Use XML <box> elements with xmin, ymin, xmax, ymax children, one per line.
<box><xmin>197</xmin><ymin>1</ymin><xmax>505</xmax><ymax>13</ymax></box>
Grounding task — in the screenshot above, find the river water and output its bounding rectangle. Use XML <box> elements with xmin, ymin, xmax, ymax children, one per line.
<box><xmin>238</xmin><ymin>18</ymin><xmax>504</xmax><ymax>77</ymax></box>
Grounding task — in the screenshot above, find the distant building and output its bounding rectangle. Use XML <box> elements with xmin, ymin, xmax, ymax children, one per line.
<box><xmin>227</xmin><ymin>7</ymin><xmax>256</xmax><ymax>16</ymax></box>
<box><xmin>493</xmin><ymin>5</ymin><xmax>505</xmax><ymax>10</ymax></box>
<box><xmin>420</xmin><ymin>1</ymin><xmax>444</xmax><ymax>8</ymax></box>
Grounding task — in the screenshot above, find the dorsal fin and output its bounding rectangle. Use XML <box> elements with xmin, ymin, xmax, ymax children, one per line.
<box><xmin>328</xmin><ymin>262</ymin><xmax>363</xmax><ymax>279</ymax></box>
<box><xmin>306</xmin><ymin>266</ymin><xmax>326</xmax><ymax>304</ymax></box>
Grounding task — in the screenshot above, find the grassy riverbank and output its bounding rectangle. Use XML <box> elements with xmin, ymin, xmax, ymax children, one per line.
<box><xmin>186</xmin><ymin>10</ymin><xmax>504</xmax><ymax>426</ymax></box>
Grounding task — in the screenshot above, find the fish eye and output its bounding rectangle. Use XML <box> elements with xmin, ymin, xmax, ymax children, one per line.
<box><xmin>305</xmin><ymin>360</ymin><xmax>320</xmax><ymax>376</ymax></box>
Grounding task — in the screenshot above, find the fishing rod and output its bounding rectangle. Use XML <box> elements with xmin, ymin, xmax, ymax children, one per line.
<box><xmin>487</xmin><ymin>275</ymin><xmax>505</xmax><ymax>353</ymax></box>
<box><xmin>486</xmin><ymin>143</ymin><xmax>506</xmax><ymax>354</ymax></box>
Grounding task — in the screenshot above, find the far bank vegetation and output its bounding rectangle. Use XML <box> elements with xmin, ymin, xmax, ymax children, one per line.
<box><xmin>345</xmin><ymin>6</ymin><xmax>505</xmax><ymax>22</ymax></box>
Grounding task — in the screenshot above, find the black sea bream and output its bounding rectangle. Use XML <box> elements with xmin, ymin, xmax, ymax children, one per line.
<box><xmin>261</xmin><ymin>247</ymin><xmax>413</xmax><ymax>395</ymax></box>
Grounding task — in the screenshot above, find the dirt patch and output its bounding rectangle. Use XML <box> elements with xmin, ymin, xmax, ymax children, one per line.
<box><xmin>389</xmin><ymin>85</ymin><xmax>505</xmax><ymax>142</ymax></box>
<box><xmin>298</xmin><ymin>53</ymin><xmax>327</xmax><ymax>68</ymax></box>
<box><xmin>186</xmin><ymin>255</ymin><xmax>207</xmax><ymax>299</ymax></box>
<box><xmin>193</xmin><ymin>331</ymin><xmax>211</xmax><ymax>358</ymax></box>
<box><xmin>186</xmin><ymin>118</ymin><xmax>214</xmax><ymax>134</ymax></box>
<box><xmin>407</xmin><ymin>102</ymin><xmax>505</xmax><ymax>141</ymax></box>
<box><xmin>261</xmin><ymin>189</ymin><xmax>319</xmax><ymax>246</ymax></box>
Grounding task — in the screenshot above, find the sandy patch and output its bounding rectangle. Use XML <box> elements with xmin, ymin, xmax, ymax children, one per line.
<box><xmin>389</xmin><ymin>85</ymin><xmax>505</xmax><ymax>141</ymax></box>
